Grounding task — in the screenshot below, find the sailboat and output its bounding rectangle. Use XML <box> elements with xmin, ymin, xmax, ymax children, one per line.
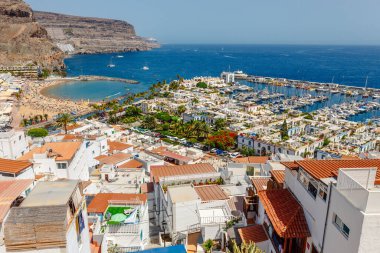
<box><xmin>142</xmin><ymin>66</ymin><xmax>149</xmax><ymax>71</ymax></box>
<box><xmin>107</xmin><ymin>57</ymin><xmax>116</xmax><ymax>68</ymax></box>
<box><xmin>363</xmin><ymin>76</ymin><xmax>369</xmax><ymax>98</ymax></box>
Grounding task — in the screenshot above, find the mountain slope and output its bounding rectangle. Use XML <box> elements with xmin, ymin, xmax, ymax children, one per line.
<box><xmin>0</xmin><ymin>0</ymin><xmax>64</xmax><ymax>69</ymax></box>
<box><xmin>34</xmin><ymin>11</ymin><xmax>159</xmax><ymax>54</ymax></box>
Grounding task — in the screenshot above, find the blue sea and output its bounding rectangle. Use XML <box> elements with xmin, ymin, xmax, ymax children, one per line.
<box><xmin>44</xmin><ymin>44</ymin><xmax>380</xmax><ymax>121</ymax></box>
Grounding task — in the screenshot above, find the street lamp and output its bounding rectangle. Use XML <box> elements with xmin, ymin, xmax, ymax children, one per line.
<box><xmin>162</xmin><ymin>220</ymin><xmax>167</xmax><ymax>247</ymax></box>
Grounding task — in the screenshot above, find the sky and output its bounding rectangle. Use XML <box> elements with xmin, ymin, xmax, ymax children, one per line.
<box><xmin>26</xmin><ymin>0</ymin><xmax>380</xmax><ymax>45</ymax></box>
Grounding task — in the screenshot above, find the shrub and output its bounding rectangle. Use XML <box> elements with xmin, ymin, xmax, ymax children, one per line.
<box><xmin>27</xmin><ymin>128</ymin><xmax>48</xmax><ymax>138</ymax></box>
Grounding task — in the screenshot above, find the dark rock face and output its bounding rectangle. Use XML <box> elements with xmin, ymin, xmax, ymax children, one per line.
<box><xmin>34</xmin><ymin>11</ymin><xmax>159</xmax><ymax>54</ymax></box>
<box><xmin>0</xmin><ymin>0</ymin><xmax>65</xmax><ymax>69</ymax></box>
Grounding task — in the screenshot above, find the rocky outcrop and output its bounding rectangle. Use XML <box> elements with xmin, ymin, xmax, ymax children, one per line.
<box><xmin>34</xmin><ymin>11</ymin><xmax>159</xmax><ymax>54</ymax></box>
<box><xmin>0</xmin><ymin>0</ymin><xmax>65</xmax><ymax>70</ymax></box>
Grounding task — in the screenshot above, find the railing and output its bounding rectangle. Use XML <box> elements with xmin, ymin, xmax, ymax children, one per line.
<box><xmin>200</xmin><ymin>215</ymin><xmax>235</xmax><ymax>225</ymax></box>
<box><xmin>106</xmin><ymin>223</ymin><xmax>140</xmax><ymax>234</ymax></box>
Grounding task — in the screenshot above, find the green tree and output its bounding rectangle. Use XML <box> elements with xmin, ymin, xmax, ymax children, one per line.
<box><xmin>142</xmin><ymin>115</ymin><xmax>157</xmax><ymax>130</ymax></box>
<box><xmin>56</xmin><ymin>113</ymin><xmax>73</xmax><ymax>134</ymax></box>
<box><xmin>177</xmin><ymin>105</ymin><xmax>186</xmax><ymax>116</ymax></box>
<box><xmin>196</xmin><ymin>82</ymin><xmax>208</xmax><ymax>89</ymax></box>
<box><xmin>27</xmin><ymin>128</ymin><xmax>48</xmax><ymax>138</ymax></box>
<box><xmin>323</xmin><ymin>137</ymin><xmax>330</xmax><ymax>147</ymax></box>
<box><xmin>203</xmin><ymin>239</ymin><xmax>214</xmax><ymax>253</ymax></box>
<box><xmin>227</xmin><ymin>240</ymin><xmax>264</xmax><ymax>253</ymax></box>
<box><xmin>280</xmin><ymin>119</ymin><xmax>289</xmax><ymax>141</ymax></box>
<box><xmin>125</xmin><ymin>106</ymin><xmax>141</xmax><ymax>117</ymax></box>
<box><xmin>214</xmin><ymin>118</ymin><xmax>227</xmax><ymax>131</ymax></box>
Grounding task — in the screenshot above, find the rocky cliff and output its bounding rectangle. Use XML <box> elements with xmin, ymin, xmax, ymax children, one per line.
<box><xmin>34</xmin><ymin>11</ymin><xmax>159</xmax><ymax>54</ymax></box>
<box><xmin>0</xmin><ymin>0</ymin><xmax>64</xmax><ymax>70</ymax></box>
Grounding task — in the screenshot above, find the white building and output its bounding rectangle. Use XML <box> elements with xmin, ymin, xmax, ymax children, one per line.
<box><xmin>323</xmin><ymin>168</ymin><xmax>380</xmax><ymax>253</ymax></box>
<box><xmin>0</xmin><ymin>129</ymin><xmax>29</xmax><ymax>160</ymax></box>
<box><xmin>3</xmin><ymin>180</ymin><xmax>91</xmax><ymax>253</ymax></box>
<box><xmin>19</xmin><ymin>141</ymin><xmax>92</xmax><ymax>181</ymax></box>
<box><xmin>87</xmin><ymin>193</ymin><xmax>149</xmax><ymax>252</ymax></box>
<box><xmin>0</xmin><ymin>158</ymin><xmax>35</xmax><ymax>180</ymax></box>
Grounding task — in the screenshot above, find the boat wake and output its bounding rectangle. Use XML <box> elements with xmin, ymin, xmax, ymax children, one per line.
<box><xmin>106</xmin><ymin>92</ymin><xmax>121</xmax><ymax>98</ymax></box>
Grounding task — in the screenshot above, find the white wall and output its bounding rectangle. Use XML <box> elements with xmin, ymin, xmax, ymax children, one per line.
<box><xmin>0</xmin><ymin>130</ymin><xmax>29</xmax><ymax>159</ymax></box>
<box><xmin>284</xmin><ymin>168</ymin><xmax>328</xmax><ymax>252</ymax></box>
<box><xmin>323</xmin><ymin>186</ymin><xmax>363</xmax><ymax>253</ymax></box>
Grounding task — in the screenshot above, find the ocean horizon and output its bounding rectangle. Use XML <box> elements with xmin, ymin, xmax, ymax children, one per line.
<box><xmin>44</xmin><ymin>45</ymin><xmax>380</xmax><ymax>107</ymax></box>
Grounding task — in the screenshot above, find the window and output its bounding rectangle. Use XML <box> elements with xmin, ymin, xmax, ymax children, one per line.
<box><xmin>298</xmin><ymin>169</ymin><xmax>318</xmax><ymax>199</ymax></box>
<box><xmin>57</xmin><ymin>163</ymin><xmax>67</xmax><ymax>169</ymax></box>
<box><xmin>318</xmin><ymin>184</ymin><xmax>328</xmax><ymax>201</ymax></box>
<box><xmin>333</xmin><ymin>214</ymin><xmax>350</xmax><ymax>238</ymax></box>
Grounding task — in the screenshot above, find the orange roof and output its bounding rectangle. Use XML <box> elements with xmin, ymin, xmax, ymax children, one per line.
<box><xmin>296</xmin><ymin>159</ymin><xmax>380</xmax><ymax>184</ymax></box>
<box><xmin>108</xmin><ymin>140</ymin><xmax>133</xmax><ymax>153</ymax></box>
<box><xmin>270</xmin><ymin>170</ymin><xmax>285</xmax><ymax>184</ymax></box>
<box><xmin>0</xmin><ymin>158</ymin><xmax>32</xmax><ymax>174</ymax></box>
<box><xmin>232</xmin><ymin>156</ymin><xmax>269</xmax><ymax>164</ymax></box>
<box><xmin>194</xmin><ymin>185</ymin><xmax>229</xmax><ymax>202</ymax></box>
<box><xmin>0</xmin><ymin>179</ymin><xmax>34</xmax><ymax>222</ymax></box>
<box><xmin>66</xmin><ymin>124</ymin><xmax>82</xmax><ymax>131</ymax></box>
<box><xmin>18</xmin><ymin>142</ymin><xmax>82</xmax><ymax>161</ymax></box>
<box><xmin>251</xmin><ymin>178</ymin><xmax>270</xmax><ymax>192</ymax></box>
<box><xmin>119</xmin><ymin>159</ymin><xmax>143</xmax><ymax>169</ymax></box>
<box><xmin>162</xmin><ymin>151</ymin><xmax>193</xmax><ymax>162</ymax></box>
<box><xmin>62</xmin><ymin>134</ymin><xmax>83</xmax><ymax>141</ymax></box>
<box><xmin>150</xmin><ymin>163</ymin><xmax>216</xmax><ymax>183</ymax></box>
<box><xmin>238</xmin><ymin>225</ymin><xmax>268</xmax><ymax>243</ymax></box>
<box><xmin>95</xmin><ymin>153</ymin><xmax>132</xmax><ymax>165</ymax></box>
<box><xmin>87</xmin><ymin>193</ymin><xmax>147</xmax><ymax>214</ymax></box>
<box><xmin>258</xmin><ymin>189</ymin><xmax>310</xmax><ymax>238</ymax></box>
<box><xmin>281</xmin><ymin>161</ymin><xmax>299</xmax><ymax>170</ymax></box>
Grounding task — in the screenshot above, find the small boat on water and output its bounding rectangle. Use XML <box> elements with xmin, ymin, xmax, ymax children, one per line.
<box><xmin>107</xmin><ymin>57</ymin><xmax>116</xmax><ymax>68</ymax></box>
<box><xmin>142</xmin><ymin>66</ymin><xmax>149</xmax><ymax>71</ymax></box>
<box><xmin>116</xmin><ymin>55</ymin><xmax>124</xmax><ymax>58</ymax></box>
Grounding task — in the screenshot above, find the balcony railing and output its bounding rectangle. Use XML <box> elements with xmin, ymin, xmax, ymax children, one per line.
<box><xmin>106</xmin><ymin>223</ymin><xmax>140</xmax><ymax>234</ymax></box>
<box><xmin>200</xmin><ymin>215</ymin><xmax>235</xmax><ymax>225</ymax></box>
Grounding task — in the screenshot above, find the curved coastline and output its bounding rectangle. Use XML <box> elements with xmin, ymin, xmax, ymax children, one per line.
<box><xmin>39</xmin><ymin>75</ymin><xmax>139</xmax><ymax>100</ymax></box>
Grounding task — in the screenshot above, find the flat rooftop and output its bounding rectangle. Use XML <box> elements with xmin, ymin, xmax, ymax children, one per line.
<box><xmin>167</xmin><ymin>185</ymin><xmax>199</xmax><ymax>203</ymax></box>
<box><xmin>21</xmin><ymin>180</ymin><xmax>78</xmax><ymax>207</ymax></box>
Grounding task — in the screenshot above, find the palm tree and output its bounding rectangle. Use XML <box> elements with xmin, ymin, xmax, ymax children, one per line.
<box><xmin>56</xmin><ymin>113</ymin><xmax>73</xmax><ymax>134</ymax></box>
<box><xmin>177</xmin><ymin>105</ymin><xmax>186</xmax><ymax>116</ymax></box>
<box><xmin>141</xmin><ymin>115</ymin><xmax>157</xmax><ymax>130</ymax></box>
<box><xmin>227</xmin><ymin>240</ymin><xmax>263</xmax><ymax>253</ymax></box>
<box><xmin>214</xmin><ymin>118</ymin><xmax>226</xmax><ymax>131</ymax></box>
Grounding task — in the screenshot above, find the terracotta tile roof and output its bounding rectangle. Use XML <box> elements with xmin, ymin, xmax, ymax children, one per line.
<box><xmin>270</xmin><ymin>170</ymin><xmax>285</xmax><ymax>184</ymax></box>
<box><xmin>108</xmin><ymin>140</ymin><xmax>133</xmax><ymax>153</ymax></box>
<box><xmin>141</xmin><ymin>182</ymin><xmax>154</xmax><ymax>193</ymax></box>
<box><xmin>18</xmin><ymin>142</ymin><xmax>82</xmax><ymax>161</ymax></box>
<box><xmin>238</xmin><ymin>225</ymin><xmax>268</xmax><ymax>243</ymax></box>
<box><xmin>0</xmin><ymin>179</ymin><xmax>34</xmax><ymax>222</ymax></box>
<box><xmin>61</xmin><ymin>134</ymin><xmax>83</xmax><ymax>141</ymax></box>
<box><xmin>281</xmin><ymin>161</ymin><xmax>299</xmax><ymax>170</ymax></box>
<box><xmin>66</xmin><ymin>124</ymin><xmax>82</xmax><ymax>131</ymax></box>
<box><xmin>194</xmin><ymin>185</ymin><xmax>229</xmax><ymax>202</ymax></box>
<box><xmin>150</xmin><ymin>163</ymin><xmax>216</xmax><ymax>183</ymax></box>
<box><xmin>151</xmin><ymin>147</ymin><xmax>193</xmax><ymax>162</ymax></box>
<box><xmin>258</xmin><ymin>189</ymin><xmax>310</xmax><ymax>238</ymax></box>
<box><xmin>95</xmin><ymin>153</ymin><xmax>132</xmax><ymax>165</ymax></box>
<box><xmin>118</xmin><ymin>159</ymin><xmax>143</xmax><ymax>169</ymax></box>
<box><xmin>162</xmin><ymin>151</ymin><xmax>193</xmax><ymax>162</ymax></box>
<box><xmin>250</xmin><ymin>178</ymin><xmax>270</xmax><ymax>192</ymax></box>
<box><xmin>296</xmin><ymin>159</ymin><xmax>380</xmax><ymax>184</ymax></box>
<box><xmin>0</xmin><ymin>158</ymin><xmax>32</xmax><ymax>174</ymax></box>
<box><xmin>87</xmin><ymin>193</ymin><xmax>147</xmax><ymax>214</ymax></box>
<box><xmin>233</xmin><ymin>156</ymin><xmax>269</xmax><ymax>164</ymax></box>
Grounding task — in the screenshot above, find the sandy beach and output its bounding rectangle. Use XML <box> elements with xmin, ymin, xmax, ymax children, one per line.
<box><xmin>19</xmin><ymin>78</ymin><xmax>93</xmax><ymax>120</ymax></box>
